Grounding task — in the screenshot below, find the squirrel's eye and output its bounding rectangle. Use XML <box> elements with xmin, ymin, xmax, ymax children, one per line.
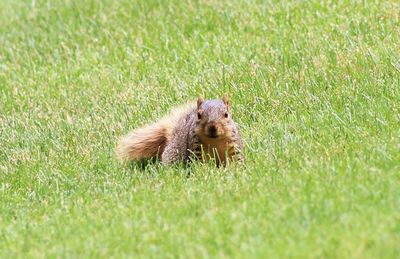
<box><xmin>224</xmin><ymin>112</ymin><xmax>229</xmax><ymax>118</ymax></box>
<box><xmin>197</xmin><ymin>112</ymin><xmax>202</xmax><ymax>119</ymax></box>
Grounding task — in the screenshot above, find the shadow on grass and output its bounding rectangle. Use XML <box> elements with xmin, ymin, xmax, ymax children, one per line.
<box><xmin>124</xmin><ymin>158</ymin><xmax>192</xmax><ymax>177</ymax></box>
<box><xmin>122</xmin><ymin>157</ymin><xmax>246</xmax><ymax>179</ymax></box>
<box><xmin>126</xmin><ymin>157</ymin><xmax>160</xmax><ymax>171</ymax></box>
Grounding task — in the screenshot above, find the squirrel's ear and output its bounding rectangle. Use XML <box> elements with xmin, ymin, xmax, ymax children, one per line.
<box><xmin>222</xmin><ymin>94</ymin><xmax>230</xmax><ymax>110</ymax></box>
<box><xmin>197</xmin><ymin>96</ymin><xmax>204</xmax><ymax>109</ymax></box>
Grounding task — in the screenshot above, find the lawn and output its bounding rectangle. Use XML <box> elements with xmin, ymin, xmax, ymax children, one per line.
<box><xmin>0</xmin><ymin>0</ymin><xmax>399</xmax><ymax>257</ymax></box>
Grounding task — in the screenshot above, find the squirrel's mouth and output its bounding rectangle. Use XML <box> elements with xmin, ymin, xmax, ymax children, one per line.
<box><xmin>207</xmin><ymin>133</ymin><xmax>219</xmax><ymax>138</ymax></box>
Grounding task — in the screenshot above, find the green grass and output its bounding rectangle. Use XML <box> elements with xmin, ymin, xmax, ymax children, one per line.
<box><xmin>0</xmin><ymin>0</ymin><xmax>399</xmax><ymax>257</ymax></box>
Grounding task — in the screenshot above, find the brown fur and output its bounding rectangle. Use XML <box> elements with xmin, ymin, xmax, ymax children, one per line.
<box><xmin>116</xmin><ymin>125</ymin><xmax>167</xmax><ymax>160</ymax></box>
<box><xmin>197</xmin><ymin>120</ymin><xmax>239</xmax><ymax>165</ymax></box>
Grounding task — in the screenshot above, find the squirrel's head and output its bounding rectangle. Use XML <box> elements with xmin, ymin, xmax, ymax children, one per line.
<box><xmin>196</xmin><ymin>94</ymin><xmax>234</xmax><ymax>140</ymax></box>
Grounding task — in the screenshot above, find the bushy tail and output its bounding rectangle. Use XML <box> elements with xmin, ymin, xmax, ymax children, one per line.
<box><xmin>116</xmin><ymin>103</ymin><xmax>194</xmax><ymax>161</ymax></box>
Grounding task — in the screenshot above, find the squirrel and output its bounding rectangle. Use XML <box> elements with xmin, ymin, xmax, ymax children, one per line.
<box><xmin>116</xmin><ymin>94</ymin><xmax>243</xmax><ymax>166</ymax></box>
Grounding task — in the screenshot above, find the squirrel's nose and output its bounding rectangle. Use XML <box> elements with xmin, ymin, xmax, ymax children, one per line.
<box><xmin>209</xmin><ymin>125</ymin><xmax>217</xmax><ymax>132</ymax></box>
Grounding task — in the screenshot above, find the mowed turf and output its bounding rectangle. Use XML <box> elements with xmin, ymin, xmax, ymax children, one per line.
<box><xmin>0</xmin><ymin>0</ymin><xmax>399</xmax><ymax>257</ymax></box>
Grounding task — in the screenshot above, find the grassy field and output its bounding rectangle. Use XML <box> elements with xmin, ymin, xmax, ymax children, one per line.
<box><xmin>0</xmin><ymin>0</ymin><xmax>399</xmax><ymax>257</ymax></box>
